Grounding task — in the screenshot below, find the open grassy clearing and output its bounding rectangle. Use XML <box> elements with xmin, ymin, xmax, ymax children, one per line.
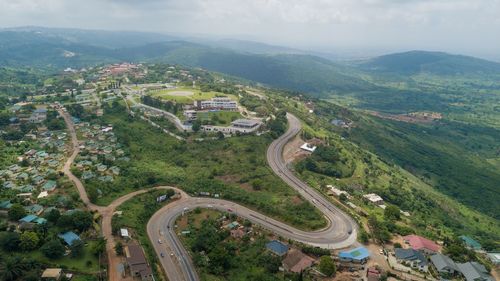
<box><xmin>197</xmin><ymin>111</ymin><xmax>243</xmax><ymax>126</ymax></box>
<box><xmin>149</xmin><ymin>87</ymin><xmax>237</xmax><ymax>104</ymax></box>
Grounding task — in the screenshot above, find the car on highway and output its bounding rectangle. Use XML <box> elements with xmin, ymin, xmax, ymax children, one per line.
<box><xmin>207</xmin><ymin>204</ymin><xmax>213</xmax><ymax>208</ymax></box>
<box><xmin>227</xmin><ymin>208</ymin><xmax>233</xmax><ymax>212</ymax></box>
<box><xmin>170</xmin><ymin>252</ymin><xmax>174</xmax><ymax>256</ymax></box>
<box><xmin>160</xmin><ymin>252</ymin><xmax>164</xmax><ymax>258</ymax></box>
<box><xmin>158</xmin><ymin>239</ymin><xmax>162</xmax><ymax>244</ymax></box>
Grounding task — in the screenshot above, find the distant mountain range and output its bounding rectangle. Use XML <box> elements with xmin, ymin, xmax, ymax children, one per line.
<box><xmin>1</xmin><ymin>27</ymin><xmax>500</xmax><ymax>96</ymax></box>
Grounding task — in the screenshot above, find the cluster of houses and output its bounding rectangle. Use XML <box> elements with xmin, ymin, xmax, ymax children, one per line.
<box><xmin>73</xmin><ymin>122</ymin><xmax>128</xmax><ymax>182</ymax></box>
<box><xmin>391</xmin><ymin>234</ymin><xmax>494</xmax><ymax>281</ymax></box>
<box><xmin>7</xmin><ymin>104</ymin><xmax>48</xmax><ymax>124</ymax></box>
<box><xmin>0</xmin><ymin>130</ymin><xmax>69</xmax><ymax>212</ymax></box>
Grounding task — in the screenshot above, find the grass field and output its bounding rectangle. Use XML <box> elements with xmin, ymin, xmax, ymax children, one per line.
<box><xmin>149</xmin><ymin>87</ymin><xmax>237</xmax><ymax>104</ymax></box>
<box><xmin>6</xmin><ymin>240</ymin><xmax>101</xmax><ymax>273</ymax></box>
<box><xmin>197</xmin><ymin>111</ymin><xmax>243</xmax><ymax>126</ymax></box>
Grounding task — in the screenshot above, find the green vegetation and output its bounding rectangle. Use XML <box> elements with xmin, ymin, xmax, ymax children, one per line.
<box><xmin>91</xmin><ymin>102</ymin><xmax>326</xmax><ymax>230</ymax></box>
<box><xmin>112</xmin><ymin>189</ymin><xmax>176</xmax><ymax>279</ymax></box>
<box><xmin>178</xmin><ymin>210</ymin><xmax>284</xmax><ymax>281</ymax></box>
<box><xmin>196</xmin><ymin>111</ymin><xmax>242</xmax><ymax>126</ymax></box>
<box><xmin>150</xmin><ymin>87</ymin><xmax>234</xmax><ymax>104</ymax></box>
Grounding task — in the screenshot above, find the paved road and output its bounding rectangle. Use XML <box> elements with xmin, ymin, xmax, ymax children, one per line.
<box><xmin>147</xmin><ymin>113</ymin><xmax>358</xmax><ymax>281</ymax></box>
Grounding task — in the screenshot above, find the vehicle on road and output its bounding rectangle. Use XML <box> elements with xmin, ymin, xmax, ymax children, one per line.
<box><xmin>170</xmin><ymin>252</ymin><xmax>174</xmax><ymax>256</ymax></box>
<box><xmin>227</xmin><ymin>208</ymin><xmax>233</xmax><ymax>212</ymax></box>
<box><xmin>160</xmin><ymin>252</ymin><xmax>164</xmax><ymax>257</ymax></box>
<box><xmin>158</xmin><ymin>239</ymin><xmax>162</xmax><ymax>244</ymax></box>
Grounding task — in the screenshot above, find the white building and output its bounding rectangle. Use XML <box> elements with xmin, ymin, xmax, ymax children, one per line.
<box><xmin>363</xmin><ymin>193</ymin><xmax>384</xmax><ymax>205</ymax></box>
<box><xmin>201</xmin><ymin>119</ymin><xmax>261</xmax><ymax>134</ymax></box>
<box><xmin>326</xmin><ymin>185</ymin><xmax>350</xmax><ymax>198</ymax></box>
<box><xmin>300</xmin><ymin>143</ymin><xmax>317</xmax><ymax>152</ymax></box>
<box><xmin>195</xmin><ymin>97</ymin><xmax>238</xmax><ymax>111</ymax></box>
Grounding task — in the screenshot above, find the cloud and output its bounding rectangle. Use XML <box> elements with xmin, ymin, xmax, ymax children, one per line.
<box><xmin>0</xmin><ymin>0</ymin><xmax>498</xmax><ymax>56</ymax></box>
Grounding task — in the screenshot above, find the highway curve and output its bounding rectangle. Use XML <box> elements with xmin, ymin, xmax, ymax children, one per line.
<box><xmin>147</xmin><ymin>113</ymin><xmax>358</xmax><ymax>281</ymax></box>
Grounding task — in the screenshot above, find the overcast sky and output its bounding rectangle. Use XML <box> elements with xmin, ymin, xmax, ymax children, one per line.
<box><xmin>1</xmin><ymin>0</ymin><xmax>499</xmax><ymax>59</ymax></box>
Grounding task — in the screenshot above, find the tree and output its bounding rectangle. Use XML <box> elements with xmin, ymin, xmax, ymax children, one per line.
<box><xmin>192</xmin><ymin>120</ymin><xmax>201</xmax><ymax>132</ymax></box>
<box><xmin>0</xmin><ymin>256</ymin><xmax>27</xmax><ymax>281</ymax></box>
<box><xmin>41</xmin><ymin>239</ymin><xmax>65</xmax><ymax>259</ymax></box>
<box><xmin>70</xmin><ymin>239</ymin><xmax>84</xmax><ymax>257</ymax></box>
<box><xmin>45</xmin><ymin>209</ymin><xmax>61</xmax><ymax>224</ymax></box>
<box><xmin>384</xmin><ymin>205</ymin><xmax>400</xmax><ymax>221</ymax></box>
<box><xmin>91</xmin><ymin>237</ymin><xmax>106</xmax><ymax>256</ymax></box>
<box><xmin>8</xmin><ymin>204</ymin><xmax>26</xmax><ymax>221</ymax></box>
<box><xmin>0</xmin><ymin>232</ymin><xmax>20</xmax><ymax>251</ymax></box>
<box><xmin>19</xmin><ymin>231</ymin><xmax>39</xmax><ymax>251</ymax></box>
<box><xmin>319</xmin><ymin>255</ymin><xmax>336</xmax><ymax>276</ymax></box>
<box><xmin>115</xmin><ymin>241</ymin><xmax>124</xmax><ymax>256</ymax></box>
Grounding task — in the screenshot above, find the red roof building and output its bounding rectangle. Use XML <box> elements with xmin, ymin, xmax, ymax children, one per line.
<box><xmin>403</xmin><ymin>235</ymin><xmax>441</xmax><ymax>254</ymax></box>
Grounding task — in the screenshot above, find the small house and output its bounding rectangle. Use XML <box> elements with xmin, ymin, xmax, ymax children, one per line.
<box><xmin>282</xmin><ymin>249</ymin><xmax>315</xmax><ymax>273</ymax></box>
<box><xmin>41</xmin><ymin>268</ymin><xmax>62</xmax><ymax>280</ymax></box>
<box><xmin>42</xmin><ymin>180</ymin><xmax>57</xmax><ymax>192</ymax></box>
<box><xmin>457</xmin><ymin>262</ymin><xmax>493</xmax><ymax>281</ymax></box>
<box><xmin>459</xmin><ymin>235</ymin><xmax>482</xmax><ymax>251</ymax></box>
<box><xmin>403</xmin><ymin>234</ymin><xmax>440</xmax><ymax>254</ymax></box>
<box><xmin>339</xmin><ymin>247</ymin><xmax>370</xmax><ymax>263</ymax></box>
<box><xmin>430</xmin><ymin>253</ymin><xmax>459</xmax><ymax>276</ymax></box>
<box><xmin>58</xmin><ymin>231</ymin><xmax>81</xmax><ymax>246</ymax></box>
<box><xmin>394</xmin><ymin>248</ymin><xmax>428</xmax><ymax>271</ymax></box>
<box><xmin>266</xmin><ymin>240</ymin><xmax>289</xmax><ymax>257</ymax></box>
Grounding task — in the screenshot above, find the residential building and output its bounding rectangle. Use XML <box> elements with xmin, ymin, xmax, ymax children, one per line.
<box><xmin>41</xmin><ymin>268</ymin><xmax>62</xmax><ymax>280</ymax></box>
<box><xmin>282</xmin><ymin>249</ymin><xmax>315</xmax><ymax>273</ymax></box>
<box><xmin>195</xmin><ymin>97</ymin><xmax>238</xmax><ymax>110</ymax></box>
<box><xmin>266</xmin><ymin>240</ymin><xmax>289</xmax><ymax>257</ymax></box>
<box><xmin>300</xmin><ymin>143</ymin><xmax>317</xmax><ymax>152</ymax></box>
<box><xmin>339</xmin><ymin>247</ymin><xmax>370</xmax><ymax>263</ymax></box>
<box><xmin>126</xmin><ymin>244</ymin><xmax>153</xmax><ymax>281</ymax></box>
<box><xmin>460</xmin><ymin>235</ymin><xmax>482</xmax><ymax>251</ymax></box>
<box><xmin>363</xmin><ymin>193</ymin><xmax>384</xmax><ymax>205</ymax></box>
<box><xmin>58</xmin><ymin>231</ymin><xmax>81</xmax><ymax>246</ymax></box>
<box><xmin>430</xmin><ymin>253</ymin><xmax>459</xmax><ymax>276</ymax></box>
<box><xmin>394</xmin><ymin>248</ymin><xmax>428</xmax><ymax>271</ymax></box>
<box><xmin>42</xmin><ymin>180</ymin><xmax>57</xmax><ymax>192</ymax></box>
<box><xmin>367</xmin><ymin>267</ymin><xmax>381</xmax><ymax>281</ymax></box>
<box><xmin>457</xmin><ymin>262</ymin><xmax>493</xmax><ymax>281</ymax></box>
<box><xmin>487</xmin><ymin>253</ymin><xmax>500</xmax><ymax>265</ymax></box>
<box><xmin>403</xmin><ymin>234</ymin><xmax>441</xmax><ymax>254</ymax></box>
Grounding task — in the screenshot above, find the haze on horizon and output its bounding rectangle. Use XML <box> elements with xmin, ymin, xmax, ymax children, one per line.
<box><xmin>1</xmin><ymin>0</ymin><xmax>499</xmax><ymax>60</ymax></box>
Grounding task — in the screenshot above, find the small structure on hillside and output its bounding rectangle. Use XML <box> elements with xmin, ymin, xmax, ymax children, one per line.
<box><xmin>403</xmin><ymin>234</ymin><xmax>440</xmax><ymax>254</ymax></box>
<box><xmin>126</xmin><ymin>244</ymin><xmax>153</xmax><ymax>280</ymax></box>
<box><xmin>282</xmin><ymin>249</ymin><xmax>315</xmax><ymax>273</ymax></box>
<box><xmin>300</xmin><ymin>143</ymin><xmax>317</xmax><ymax>152</ymax></box>
<box><xmin>266</xmin><ymin>240</ymin><xmax>289</xmax><ymax>257</ymax></box>
<box><xmin>41</xmin><ymin>268</ymin><xmax>62</xmax><ymax>280</ymax></box>
<box><xmin>339</xmin><ymin>247</ymin><xmax>370</xmax><ymax>263</ymax></box>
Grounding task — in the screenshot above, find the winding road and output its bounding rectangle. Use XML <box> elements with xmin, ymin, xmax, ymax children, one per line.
<box><xmin>59</xmin><ymin>106</ymin><xmax>357</xmax><ymax>281</ymax></box>
<box><xmin>147</xmin><ymin>113</ymin><xmax>358</xmax><ymax>281</ymax></box>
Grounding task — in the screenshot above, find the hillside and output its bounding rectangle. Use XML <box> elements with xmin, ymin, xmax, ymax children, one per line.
<box><xmin>360</xmin><ymin>50</ymin><xmax>500</xmax><ymax>76</ymax></box>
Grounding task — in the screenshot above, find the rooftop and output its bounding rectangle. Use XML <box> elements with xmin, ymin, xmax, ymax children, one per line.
<box><xmin>403</xmin><ymin>234</ymin><xmax>440</xmax><ymax>252</ymax></box>
<box><xmin>58</xmin><ymin>231</ymin><xmax>81</xmax><ymax>246</ymax></box>
<box><xmin>266</xmin><ymin>240</ymin><xmax>289</xmax><ymax>256</ymax></box>
<box><xmin>339</xmin><ymin>246</ymin><xmax>370</xmax><ymax>261</ymax></box>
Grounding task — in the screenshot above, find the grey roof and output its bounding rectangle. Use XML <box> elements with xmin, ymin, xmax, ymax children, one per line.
<box><xmin>430</xmin><ymin>253</ymin><xmax>459</xmax><ymax>272</ymax></box>
<box><xmin>395</xmin><ymin>248</ymin><xmax>428</xmax><ymax>266</ymax></box>
<box><xmin>457</xmin><ymin>262</ymin><xmax>492</xmax><ymax>281</ymax></box>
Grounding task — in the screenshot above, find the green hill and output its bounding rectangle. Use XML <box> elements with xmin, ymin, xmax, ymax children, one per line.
<box><xmin>360</xmin><ymin>50</ymin><xmax>500</xmax><ymax>76</ymax></box>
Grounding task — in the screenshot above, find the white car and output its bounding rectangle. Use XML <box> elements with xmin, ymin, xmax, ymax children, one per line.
<box><xmin>158</xmin><ymin>239</ymin><xmax>162</xmax><ymax>244</ymax></box>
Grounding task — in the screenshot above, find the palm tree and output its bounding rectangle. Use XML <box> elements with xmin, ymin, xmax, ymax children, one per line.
<box><xmin>0</xmin><ymin>256</ymin><xmax>27</xmax><ymax>281</ymax></box>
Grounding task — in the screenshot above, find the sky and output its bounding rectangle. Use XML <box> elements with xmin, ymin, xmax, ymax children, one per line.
<box><xmin>1</xmin><ymin>0</ymin><xmax>499</xmax><ymax>59</ymax></box>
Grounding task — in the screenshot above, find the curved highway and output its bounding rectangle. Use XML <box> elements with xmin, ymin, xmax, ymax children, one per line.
<box><xmin>147</xmin><ymin>113</ymin><xmax>358</xmax><ymax>281</ymax></box>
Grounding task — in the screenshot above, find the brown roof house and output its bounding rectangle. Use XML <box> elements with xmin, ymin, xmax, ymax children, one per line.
<box><xmin>41</xmin><ymin>268</ymin><xmax>62</xmax><ymax>280</ymax></box>
<box><xmin>282</xmin><ymin>249</ymin><xmax>315</xmax><ymax>273</ymax></box>
<box><xmin>126</xmin><ymin>244</ymin><xmax>153</xmax><ymax>280</ymax></box>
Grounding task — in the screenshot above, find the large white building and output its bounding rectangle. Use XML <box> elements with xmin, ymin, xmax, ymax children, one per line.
<box><xmin>195</xmin><ymin>97</ymin><xmax>238</xmax><ymax>111</ymax></box>
<box><xmin>201</xmin><ymin>119</ymin><xmax>261</xmax><ymax>134</ymax></box>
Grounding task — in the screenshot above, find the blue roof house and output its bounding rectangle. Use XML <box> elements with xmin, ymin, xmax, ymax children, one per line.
<box><xmin>58</xmin><ymin>231</ymin><xmax>81</xmax><ymax>246</ymax></box>
<box><xmin>19</xmin><ymin>214</ymin><xmax>38</xmax><ymax>223</ymax></box>
<box><xmin>459</xmin><ymin>236</ymin><xmax>482</xmax><ymax>251</ymax></box>
<box><xmin>266</xmin><ymin>240</ymin><xmax>289</xmax><ymax>256</ymax></box>
<box><xmin>339</xmin><ymin>247</ymin><xmax>370</xmax><ymax>263</ymax></box>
